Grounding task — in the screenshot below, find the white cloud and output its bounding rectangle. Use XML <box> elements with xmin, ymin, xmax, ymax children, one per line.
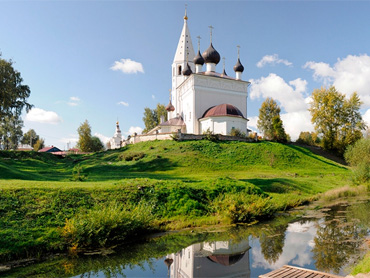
<box><xmin>59</xmin><ymin>135</ymin><xmax>78</xmax><ymax>145</ymax></box>
<box><xmin>248</xmin><ymin>116</ymin><xmax>259</xmax><ymax>131</ymax></box>
<box><xmin>94</xmin><ymin>133</ymin><xmax>110</xmax><ymax>144</ymax></box>
<box><xmin>117</xmin><ymin>101</ymin><xmax>129</xmax><ymax>107</ymax></box>
<box><xmin>257</xmin><ymin>54</ymin><xmax>292</xmax><ymax>68</ymax></box>
<box><xmin>25</xmin><ymin>108</ymin><xmax>62</xmax><ymax>124</ymax></box>
<box><xmin>304</xmin><ymin>54</ymin><xmax>370</xmax><ymax>107</ymax></box>
<box><xmin>67</xmin><ymin>96</ymin><xmax>80</xmax><ymax>106</ymax></box>
<box><xmin>152</xmin><ymin>94</ymin><xmax>155</xmax><ymax>99</ymax></box>
<box><xmin>111</xmin><ymin>58</ymin><xmax>144</xmax><ymax>74</ymax></box>
<box><xmin>249</xmin><ymin>73</ymin><xmax>308</xmax><ymax>113</ymax></box>
<box><xmin>124</xmin><ymin>126</ymin><xmax>143</xmax><ymax>136</ymax></box>
<box><xmin>281</xmin><ymin>111</ymin><xmax>314</xmax><ymax>141</ymax></box>
<box><xmin>363</xmin><ymin>109</ymin><xmax>370</xmax><ymax>127</ymax></box>
<box><xmin>249</xmin><ymin>74</ymin><xmax>313</xmax><ymax>140</ymax></box>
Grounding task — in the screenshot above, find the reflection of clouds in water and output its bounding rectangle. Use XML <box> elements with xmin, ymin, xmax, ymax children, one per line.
<box><xmin>252</xmin><ymin>221</ymin><xmax>317</xmax><ymax>270</ymax></box>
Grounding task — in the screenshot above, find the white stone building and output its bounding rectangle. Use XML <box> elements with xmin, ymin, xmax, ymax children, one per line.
<box><xmin>109</xmin><ymin>121</ymin><xmax>123</xmax><ymax>149</ymax></box>
<box><xmin>151</xmin><ymin>9</ymin><xmax>250</xmax><ymax>136</ymax></box>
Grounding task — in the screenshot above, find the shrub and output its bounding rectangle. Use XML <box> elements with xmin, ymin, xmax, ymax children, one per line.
<box><xmin>119</xmin><ymin>152</ymin><xmax>146</xmax><ymax>161</ymax></box>
<box><xmin>71</xmin><ymin>164</ymin><xmax>87</xmax><ymax>181</ymax></box>
<box><xmin>230</xmin><ymin>128</ymin><xmax>246</xmax><ymax>138</ymax></box>
<box><xmin>215</xmin><ymin>194</ymin><xmax>275</xmax><ymax>223</ymax></box>
<box><xmin>296</xmin><ymin>131</ymin><xmax>321</xmax><ymax>146</ymax></box>
<box><xmin>344</xmin><ymin>138</ymin><xmax>370</xmax><ymax>184</ymax></box>
<box><xmin>62</xmin><ymin>201</ymin><xmax>154</xmax><ymax>248</ymax></box>
<box><xmin>203</xmin><ymin>128</ymin><xmax>219</xmax><ymax>142</ymax></box>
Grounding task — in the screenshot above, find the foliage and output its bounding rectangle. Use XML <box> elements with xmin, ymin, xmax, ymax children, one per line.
<box><xmin>203</xmin><ymin>128</ymin><xmax>219</xmax><ymax>142</ymax></box>
<box><xmin>142</xmin><ymin>103</ymin><xmax>168</xmax><ymax>133</ymax></box>
<box><xmin>76</xmin><ymin>120</ymin><xmax>104</xmax><ymax>152</ymax></box>
<box><xmin>271</xmin><ymin>115</ymin><xmax>288</xmax><ymax>142</ymax></box>
<box><xmin>296</xmin><ymin>131</ymin><xmax>321</xmax><ymax>146</ymax></box>
<box><xmin>0</xmin><ymin>55</ymin><xmax>32</xmax><ymax>121</ymax></box>
<box><xmin>33</xmin><ymin>138</ymin><xmax>45</xmax><ymax>151</ymax></box>
<box><xmin>0</xmin><ymin>114</ymin><xmax>23</xmax><ymax>150</ymax></box>
<box><xmin>351</xmin><ymin>251</ymin><xmax>370</xmax><ymax>275</ymax></box>
<box><xmin>257</xmin><ymin>98</ymin><xmax>287</xmax><ymax>141</ymax></box>
<box><xmin>221</xmin><ymin>194</ymin><xmax>275</xmax><ymax>223</ymax></box>
<box><xmin>91</xmin><ymin>136</ymin><xmax>104</xmax><ymax>152</ymax></box>
<box><xmin>119</xmin><ymin>152</ymin><xmax>146</xmax><ymax>161</ymax></box>
<box><xmin>71</xmin><ymin>164</ymin><xmax>88</xmax><ymax>181</ymax></box>
<box><xmin>22</xmin><ymin>129</ymin><xmax>38</xmax><ymax>148</ymax></box>
<box><xmin>62</xmin><ymin>201</ymin><xmax>155</xmax><ymax>248</ymax></box>
<box><xmin>230</xmin><ymin>128</ymin><xmax>246</xmax><ymax>138</ymax></box>
<box><xmin>344</xmin><ymin>138</ymin><xmax>370</xmax><ymax>184</ymax></box>
<box><xmin>309</xmin><ymin>87</ymin><xmax>366</xmax><ymax>154</ymax></box>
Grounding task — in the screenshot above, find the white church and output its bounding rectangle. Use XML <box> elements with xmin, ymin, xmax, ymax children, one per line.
<box><xmin>109</xmin><ymin>9</ymin><xmax>250</xmax><ymax>148</ymax></box>
<box><xmin>153</xmin><ymin>9</ymin><xmax>249</xmax><ymax>136</ymax></box>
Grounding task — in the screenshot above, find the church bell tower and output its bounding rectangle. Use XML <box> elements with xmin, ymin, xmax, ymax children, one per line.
<box><xmin>170</xmin><ymin>7</ymin><xmax>195</xmax><ymax>119</ymax></box>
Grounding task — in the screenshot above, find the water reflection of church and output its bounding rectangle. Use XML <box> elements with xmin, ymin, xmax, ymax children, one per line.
<box><xmin>165</xmin><ymin>239</ymin><xmax>251</xmax><ymax>278</ymax></box>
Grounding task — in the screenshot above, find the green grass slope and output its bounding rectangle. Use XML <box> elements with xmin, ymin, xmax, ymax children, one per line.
<box><xmin>0</xmin><ymin>140</ymin><xmax>352</xmax><ymax>261</ymax></box>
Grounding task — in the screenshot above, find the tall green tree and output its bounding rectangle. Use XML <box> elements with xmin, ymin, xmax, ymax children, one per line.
<box><xmin>76</xmin><ymin>120</ymin><xmax>104</xmax><ymax>152</ymax></box>
<box><xmin>142</xmin><ymin>103</ymin><xmax>168</xmax><ymax>133</ymax></box>
<box><xmin>309</xmin><ymin>87</ymin><xmax>366</xmax><ymax>154</ymax></box>
<box><xmin>296</xmin><ymin>131</ymin><xmax>321</xmax><ymax>146</ymax></box>
<box><xmin>271</xmin><ymin>115</ymin><xmax>288</xmax><ymax>142</ymax></box>
<box><xmin>0</xmin><ymin>114</ymin><xmax>23</xmax><ymax>150</ymax></box>
<box><xmin>22</xmin><ymin>129</ymin><xmax>40</xmax><ymax>148</ymax></box>
<box><xmin>0</xmin><ymin>55</ymin><xmax>32</xmax><ymax>121</ymax></box>
<box><xmin>33</xmin><ymin>138</ymin><xmax>45</xmax><ymax>151</ymax></box>
<box><xmin>257</xmin><ymin>98</ymin><xmax>287</xmax><ymax>141</ymax></box>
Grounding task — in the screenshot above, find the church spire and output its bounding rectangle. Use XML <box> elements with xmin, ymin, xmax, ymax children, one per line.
<box><xmin>173</xmin><ymin>7</ymin><xmax>195</xmax><ymax>65</ymax></box>
<box><xmin>184</xmin><ymin>4</ymin><xmax>188</xmax><ymax>20</ymax></box>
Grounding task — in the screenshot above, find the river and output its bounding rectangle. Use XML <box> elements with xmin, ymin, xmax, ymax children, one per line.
<box><xmin>2</xmin><ymin>199</ymin><xmax>370</xmax><ymax>278</ymax></box>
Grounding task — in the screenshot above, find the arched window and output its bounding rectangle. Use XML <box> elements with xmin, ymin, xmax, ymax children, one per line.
<box><xmin>178</xmin><ymin>65</ymin><xmax>182</xmax><ymax>75</ymax></box>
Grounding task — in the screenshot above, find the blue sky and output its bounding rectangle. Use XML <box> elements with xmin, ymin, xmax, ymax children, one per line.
<box><xmin>1</xmin><ymin>1</ymin><xmax>370</xmax><ymax>148</ymax></box>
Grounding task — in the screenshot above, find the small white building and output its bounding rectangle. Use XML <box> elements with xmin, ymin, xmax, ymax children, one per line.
<box><xmin>151</xmin><ymin>9</ymin><xmax>250</xmax><ymax>136</ymax></box>
<box><xmin>109</xmin><ymin>121</ymin><xmax>123</xmax><ymax>149</ymax></box>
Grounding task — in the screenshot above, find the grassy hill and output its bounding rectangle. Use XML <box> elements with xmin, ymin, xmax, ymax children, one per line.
<box><xmin>0</xmin><ymin>140</ymin><xmax>352</xmax><ymax>260</ymax></box>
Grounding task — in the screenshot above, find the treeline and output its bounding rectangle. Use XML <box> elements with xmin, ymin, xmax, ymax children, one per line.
<box><xmin>258</xmin><ymin>87</ymin><xmax>367</xmax><ymax>156</ymax></box>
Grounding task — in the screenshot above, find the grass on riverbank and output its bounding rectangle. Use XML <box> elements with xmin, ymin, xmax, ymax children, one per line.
<box><xmin>0</xmin><ymin>140</ymin><xmax>352</xmax><ymax>261</ymax></box>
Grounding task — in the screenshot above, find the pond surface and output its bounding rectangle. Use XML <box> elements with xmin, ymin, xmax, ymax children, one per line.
<box><xmin>3</xmin><ymin>200</ymin><xmax>370</xmax><ymax>278</ymax></box>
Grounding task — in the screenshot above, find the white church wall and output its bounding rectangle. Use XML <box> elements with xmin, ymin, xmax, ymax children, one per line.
<box><xmin>200</xmin><ymin>116</ymin><xmax>248</xmax><ymax>135</ymax></box>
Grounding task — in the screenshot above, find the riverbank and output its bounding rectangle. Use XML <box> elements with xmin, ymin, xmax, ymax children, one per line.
<box><xmin>0</xmin><ymin>140</ymin><xmax>353</xmax><ymax>261</ymax></box>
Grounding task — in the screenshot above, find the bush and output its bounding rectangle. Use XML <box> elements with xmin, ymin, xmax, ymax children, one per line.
<box><xmin>71</xmin><ymin>164</ymin><xmax>87</xmax><ymax>181</ymax></box>
<box><xmin>62</xmin><ymin>201</ymin><xmax>154</xmax><ymax>248</ymax></box>
<box><xmin>296</xmin><ymin>131</ymin><xmax>321</xmax><ymax>146</ymax></box>
<box><xmin>203</xmin><ymin>128</ymin><xmax>219</xmax><ymax>142</ymax></box>
<box><xmin>119</xmin><ymin>152</ymin><xmax>146</xmax><ymax>161</ymax></box>
<box><xmin>344</xmin><ymin>138</ymin><xmax>370</xmax><ymax>184</ymax></box>
<box><xmin>230</xmin><ymin>128</ymin><xmax>246</xmax><ymax>138</ymax></box>
<box><xmin>215</xmin><ymin>194</ymin><xmax>275</xmax><ymax>223</ymax></box>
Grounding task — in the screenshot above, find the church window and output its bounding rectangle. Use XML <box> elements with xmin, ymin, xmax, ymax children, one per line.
<box><xmin>178</xmin><ymin>65</ymin><xmax>182</xmax><ymax>75</ymax></box>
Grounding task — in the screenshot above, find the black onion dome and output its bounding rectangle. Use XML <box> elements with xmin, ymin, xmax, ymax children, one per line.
<box><xmin>193</xmin><ymin>50</ymin><xmax>205</xmax><ymax>65</ymax></box>
<box><xmin>233</xmin><ymin>58</ymin><xmax>244</xmax><ymax>72</ymax></box>
<box><xmin>182</xmin><ymin>62</ymin><xmax>193</xmax><ymax>76</ymax></box>
<box><xmin>202</xmin><ymin>43</ymin><xmax>221</xmax><ymax>65</ymax></box>
<box><xmin>221</xmin><ymin>69</ymin><xmax>228</xmax><ymax>77</ymax></box>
